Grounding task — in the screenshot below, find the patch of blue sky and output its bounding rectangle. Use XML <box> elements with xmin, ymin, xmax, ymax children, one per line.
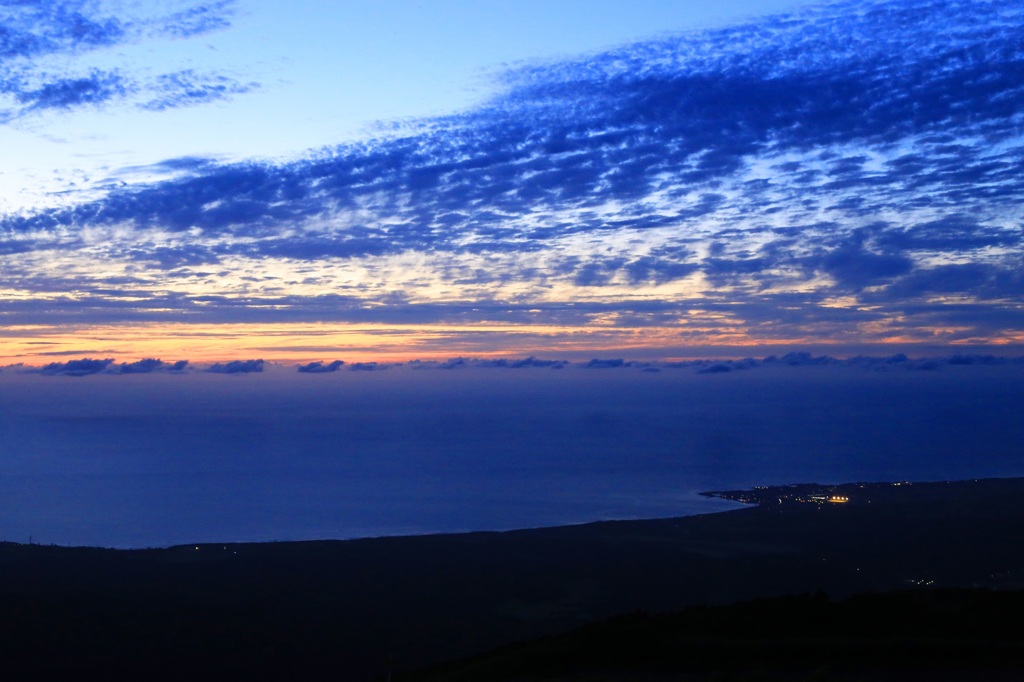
<box><xmin>2</xmin><ymin>0</ymin><xmax>1023</xmax><ymax>358</ymax></box>
<box><xmin>0</xmin><ymin>0</ymin><xmax>813</xmax><ymax>213</ymax></box>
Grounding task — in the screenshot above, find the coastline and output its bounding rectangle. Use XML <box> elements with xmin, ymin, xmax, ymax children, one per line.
<box><xmin>2</xmin><ymin>476</ymin><xmax>1023</xmax><ymax>679</ymax></box>
<box><xmin>701</xmin><ymin>479</ymin><xmax>919</xmax><ymax>506</ymax></box>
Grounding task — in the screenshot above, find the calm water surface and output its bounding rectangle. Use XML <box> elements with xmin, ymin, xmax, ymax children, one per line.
<box><xmin>1</xmin><ymin>363</ymin><xmax>1022</xmax><ymax>547</ymax></box>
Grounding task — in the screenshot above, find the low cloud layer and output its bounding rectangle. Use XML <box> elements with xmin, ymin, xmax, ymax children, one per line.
<box><xmin>15</xmin><ymin>353</ymin><xmax>1023</xmax><ymax>377</ymax></box>
<box><xmin>206</xmin><ymin>359</ymin><xmax>264</xmax><ymax>374</ymax></box>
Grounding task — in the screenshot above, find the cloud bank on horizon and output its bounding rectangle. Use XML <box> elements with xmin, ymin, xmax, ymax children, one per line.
<box><xmin>1</xmin><ymin>0</ymin><xmax>1023</xmax><ymax>362</ymax></box>
<box><xmin>15</xmin><ymin>351</ymin><xmax>1022</xmax><ymax>379</ymax></box>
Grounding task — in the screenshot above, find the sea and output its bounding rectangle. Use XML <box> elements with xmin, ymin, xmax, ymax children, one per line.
<box><xmin>1</xmin><ymin>361</ymin><xmax>1022</xmax><ymax>548</ymax></box>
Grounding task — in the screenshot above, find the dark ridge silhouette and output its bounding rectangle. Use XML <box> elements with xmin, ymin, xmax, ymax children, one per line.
<box><xmin>404</xmin><ymin>589</ymin><xmax>1024</xmax><ymax>681</ymax></box>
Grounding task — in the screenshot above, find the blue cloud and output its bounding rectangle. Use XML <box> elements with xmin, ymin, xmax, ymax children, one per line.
<box><xmin>349</xmin><ymin>362</ymin><xmax>388</xmax><ymax>371</ymax></box>
<box><xmin>812</xmin><ymin>238</ymin><xmax>915</xmax><ymax>292</ymax></box>
<box><xmin>207</xmin><ymin>359</ymin><xmax>264</xmax><ymax>374</ymax></box>
<box><xmin>20</xmin><ymin>352</ymin><xmax>1024</xmax><ymax>376</ymax></box>
<box><xmin>115</xmin><ymin>358</ymin><xmax>189</xmax><ymax>373</ymax></box>
<box><xmin>297</xmin><ymin>360</ymin><xmax>344</xmax><ymax>373</ymax></box>
<box><xmin>583</xmin><ymin>358</ymin><xmax>628</xmax><ymax>369</ymax></box>
<box><xmin>876</xmin><ymin>216</ymin><xmax>1023</xmax><ymax>252</ymax></box>
<box><xmin>16</xmin><ymin>70</ymin><xmax>128</xmax><ymax>111</ymax></box>
<box><xmin>3</xmin><ymin>0</ymin><xmax>1024</xmax><ymax>345</ymax></box>
<box><xmin>132</xmin><ymin>244</ymin><xmax>222</xmax><ymax>270</ymax></box>
<box><xmin>872</xmin><ymin>262</ymin><xmax>1024</xmax><ymax>300</ymax></box>
<box><xmin>0</xmin><ymin>2</ymin><xmax>125</xmax><ymax>61</ymax></box>
<box><xmin>142</xmin><ymin>69</ymin><xmax>257</xmax><ymax>111</ymax></box>
<box><xmin>0</xmin><ymin>1</ymin><xmax>245</xmax><ymax>119</ymax></box>
<box><xmin>153</xmin><ymin>0</ymin><xmax>236</xmax><ymax>39</ymax></box>
<box><xmin>12</xmin><ymin>0</ymin><xmax>1015</xmax><ymax>238</ymax></box>
<box><xmin>697</xmin><ymin>363</ymin><xmax>732</xmax><ymax>374</ymax></box>
<box><xmin>118</xmin><ymin>358</ymin><xmax>166</xmax><ymax>374</ymax></box>
<box><xmin>38</xmin><ymin>357</ymin><xmax>113</xmax><ymax>376</ymax></box>
<box><xmin>475</xmin><ymin>357</ymin><xmax>568</xmax><ymax>369</ymax></box>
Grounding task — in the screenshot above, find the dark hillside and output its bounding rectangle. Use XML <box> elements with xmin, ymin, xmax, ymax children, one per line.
<box><xmin>1</xmin><ymin>478</ymin><xmax>1023</xmax><ymax>680</ymax></box>
<box><xmin>405</xmin><ymin>589</ymin><xmax>1024</xmax><ymax>681</ymax></box>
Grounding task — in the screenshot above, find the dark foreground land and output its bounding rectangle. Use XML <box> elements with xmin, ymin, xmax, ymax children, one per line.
<box><xmin>2</xmin><ymin>478</ymin><xmax>1024</xmax><ymax>680</ymax></box>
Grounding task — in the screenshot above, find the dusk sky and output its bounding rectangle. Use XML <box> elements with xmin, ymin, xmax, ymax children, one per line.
<box><xmin>2</xmin><ymin>0</ymin><xmax>1023</xmax><ymax>365</ymax></box>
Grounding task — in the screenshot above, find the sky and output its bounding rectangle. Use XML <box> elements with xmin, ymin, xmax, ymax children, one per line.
<box><xmin>2</xmin><ymin>0</ymin><xmax>1023</xmax><ymax>365</ymax></box>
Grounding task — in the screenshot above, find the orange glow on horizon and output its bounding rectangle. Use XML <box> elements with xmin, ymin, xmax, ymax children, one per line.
<box><xmin>2</xmin><ymin>320</ymin><xmax>1019</xmax><ymax>367</ymax></box>
<box><xmin>1</xmin><ymin>323</ymin><xmax>722</xmax><ymax>366</ymax></box>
